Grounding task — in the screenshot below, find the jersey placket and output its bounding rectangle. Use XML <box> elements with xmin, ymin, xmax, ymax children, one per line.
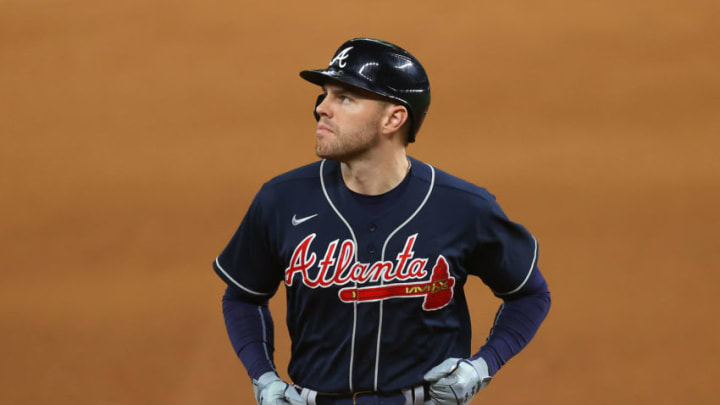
<box><xmin>319</xmin><ymin>158</ymin><xmax>436</xmax><ymax>392</ymax></box>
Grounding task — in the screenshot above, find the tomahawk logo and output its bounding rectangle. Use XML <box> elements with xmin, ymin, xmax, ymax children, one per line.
<box><xmin>329</xmin><ymin>46</ymin><xmax>353</xmax><ymax>68</ymax></box>
<box><xmin>284</xmin><ymin>234</ymin><xmax>455</xmax><ymax>311</ymax></box>
<box><xmin>338</xmin><ymin>256</ymin><xmax>455</xmax><ymax>311</ymax></box>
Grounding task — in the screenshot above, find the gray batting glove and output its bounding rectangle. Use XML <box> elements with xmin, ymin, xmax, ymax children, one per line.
<box><xmin>252</xmin><ymin>371</ymin><xmax>306</xmax><ymax>405</ymax></box>
<box><xmin>423</xmin><ymin>357</ymin><xmax>492</xmax><ymax>405</ymax></box>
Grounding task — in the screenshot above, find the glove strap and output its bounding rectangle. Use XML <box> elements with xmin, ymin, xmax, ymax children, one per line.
<box><xmin>463</xmin><ymin>358</ymin><xmax>492</xmax><ymax>391</ymax></box>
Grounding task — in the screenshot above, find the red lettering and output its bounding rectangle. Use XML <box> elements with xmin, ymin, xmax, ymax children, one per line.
<box><xmin>368</xmin><ymin>261</ymin><xmax>393</xmax><ymax>282</ymax></box>
<box><xmin>394</xmin><ymin>234</ymin><xmax>416</xmax><ymax>279</ymax></box>
<box><xmin>353</xmin><ymin>263</ymin><xmax>370</xmax><ymax>282</ymax></box>
<box><xmin>407</xmin><ymin>258</ymin><xmax>428</xmax><ymax>278</ymax></box>
<box><xmin>285</xmin><ymin>234</ymin><xmax>435</xmax><ymax>288</ymax></box>
<box><xmin>284</xmin><ymin>234</ymin><xmax>317</xmax><ymax>286</ymax></box>
<box><xmin>331</xmin><ymin>240</ymin><xmax>355</xmax><ymax>285</ymax></box>
<box><xmin>313</xmin><ymin>240</ymin><xmax>338</xmax><ymax>287</ymax></box>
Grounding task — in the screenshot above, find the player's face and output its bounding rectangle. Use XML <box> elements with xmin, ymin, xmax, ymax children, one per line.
<box><xmin>314</xmin><ymin>82</ymin><xmax>388</xmax><ymax>161</ymax></box>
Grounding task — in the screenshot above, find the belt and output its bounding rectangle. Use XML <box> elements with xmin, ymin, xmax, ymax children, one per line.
<box><xmin>296</xmin><ymin>383</ymin><xmax>428</xmax><ymax>405</ymax></box>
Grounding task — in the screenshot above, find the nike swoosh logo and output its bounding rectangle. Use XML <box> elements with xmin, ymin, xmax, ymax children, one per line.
<box><xmin>292</xmin><ymin>214</ymin><xmax>318</xmax><ymax>226</ymax></box>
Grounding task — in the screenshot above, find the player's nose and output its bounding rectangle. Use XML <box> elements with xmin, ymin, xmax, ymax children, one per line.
<box><xmin>315</xmin><ymin>93</ymin><xmax>332</xmax><ymax>119</ymax></box>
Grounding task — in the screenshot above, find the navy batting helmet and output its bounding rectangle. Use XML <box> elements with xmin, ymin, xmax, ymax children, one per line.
<box><xmin>300</xmin><ymin>38</ymin><xmax>431</xmax><ymax>143</ymax></box>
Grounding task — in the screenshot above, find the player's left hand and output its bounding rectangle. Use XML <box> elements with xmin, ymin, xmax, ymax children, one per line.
<box><xmin>423</xmin><ymin>357</ymin><xmax>491</xmax><ymax>405</ymax></box>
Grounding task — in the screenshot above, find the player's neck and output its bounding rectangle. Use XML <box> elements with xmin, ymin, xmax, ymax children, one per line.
<box><xmin>340</xmin><ymin>149</ymin><xmax>410</xmax><ymax>196</ymax></box>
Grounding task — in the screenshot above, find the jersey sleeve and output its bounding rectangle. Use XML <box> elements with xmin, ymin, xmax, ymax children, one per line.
<box><xmin>472</xmin><ymin>266</ymin><xmax>551</xmax><ymax>375</ymax></box>
<box><xmin>468</xmin><ymin>196</ymin><xmax>538</xmax><ymax>298</ymax></box>
<box><xmin>222</xmin><ymin>286</ymin><xmax>277</xmax><ymax>379</ymax></box>
<box><xmin>213</xmin><ymin>187</ymin><xmax>283</xmax><ymax>302</ymax></box>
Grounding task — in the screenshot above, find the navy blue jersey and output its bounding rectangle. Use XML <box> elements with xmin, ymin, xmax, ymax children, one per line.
<box><xmin>213</xmin><ymin>156</ymin><xmax>538</xmax><ymax>394</ymax></box>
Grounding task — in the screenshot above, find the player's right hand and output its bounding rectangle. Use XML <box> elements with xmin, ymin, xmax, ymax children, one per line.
<box><xmin>423</xmin><ymin>357</ymin><xmax>492</xmax><ymax>405</ymax></box>
<box><xmin>252</xmin><ymin>372</ymin><xmax>306</xmax><ymax>405</ymax></box>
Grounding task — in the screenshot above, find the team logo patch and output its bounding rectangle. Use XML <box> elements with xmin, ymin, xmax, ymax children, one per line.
<box><xmin>329</xmin><ymin>46</ymin><xmax>353</xmax><ymax>68</ymax></box>
<box><xmin>284</xmin><ymin>234</ymin><xmax>455</xmax><ymax>311</ymax></box>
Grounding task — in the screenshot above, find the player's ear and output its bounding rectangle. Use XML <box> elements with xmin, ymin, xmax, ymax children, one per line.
<box><xmin>381</xmin><ymin>104</ymin><xmax>409</xmax><ymax>136</ymax></box>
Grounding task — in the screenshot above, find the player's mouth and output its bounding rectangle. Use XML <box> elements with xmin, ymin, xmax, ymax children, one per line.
<box><xmin>317</xmin><ymin>122</ymin><xmax>335</xmax><ymax>135</ymax></box>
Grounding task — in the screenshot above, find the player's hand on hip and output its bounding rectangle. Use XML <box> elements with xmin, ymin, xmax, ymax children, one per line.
<box><xmin>423</xmin><ymin>357</ymin><xmax>491</xmax><ymax>405</ymax></box>
<box><xmin>252</xmin><ymin>371</ymin><xmax>306</xmax><ymax>405</ymax></box>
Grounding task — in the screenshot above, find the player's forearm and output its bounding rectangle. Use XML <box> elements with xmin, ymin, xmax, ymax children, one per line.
<box><xmin>473</xmin><ymin>269</ymin><xmax>551</xmax><ymax>375</ymax></box>
<box><xmin>222</xmin><ymin>286</ymin><xmax>276</xmax><ymax>379</ymax></box>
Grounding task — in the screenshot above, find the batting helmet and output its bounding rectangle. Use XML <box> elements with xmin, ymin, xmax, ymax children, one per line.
<box><xmin>300</xmin><ymin>38</ymin><xmax>431</xmax><ymax>143</ymax></box>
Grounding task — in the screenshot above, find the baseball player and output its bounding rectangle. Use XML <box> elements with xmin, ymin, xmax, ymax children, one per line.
<box><xmin>214</xmin><ymin>38</ymin><xmax>551</xmax><ymax>405</ymax></box>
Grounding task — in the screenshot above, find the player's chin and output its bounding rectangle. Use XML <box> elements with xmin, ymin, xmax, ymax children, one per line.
<box><xmin>315</xmin><ymin>137</ymin><xmax>334</xmax><ymax>158</ymax></box>
<box><xmin>316</xmin><ymin>144</ymin><xmax>342</xmax><ymax>160</ymax></box>
<box><xmin>316</xmin><ymin>131</ymin><xmax>331</xmax><ymax>146</ymax></box>
<box><xmin>315</xmin><ymin>146</ymin><xmax>332</xmax><ymax>159</ymax></box>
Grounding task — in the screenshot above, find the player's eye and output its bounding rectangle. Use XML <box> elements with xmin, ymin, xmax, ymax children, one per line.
<box><xmin>340</xmin><ymin>95</ymin><xmax>352</xmax><ymax>104</ymax></box>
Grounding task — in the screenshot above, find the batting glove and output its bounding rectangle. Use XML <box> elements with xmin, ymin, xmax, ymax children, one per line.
<box><xmin>252</xmin><ymin>371</ymin><xmax>306</xmax><ymax>405</ymax></box>
<box><xmin>423</xmin><ymin>357</ymin><xmax>492</xmax><ymax>405</ymax></box>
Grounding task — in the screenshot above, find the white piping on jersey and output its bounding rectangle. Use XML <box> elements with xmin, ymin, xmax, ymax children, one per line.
<box><xmin>319</xmin><ymin>159</ymin><xmax>360</xmax><ymax>392</ymax></box>
<box><xmin>215</xmin><ymin>257</ymin><xmax>274</xmax><ymax>296</ymax></box>
<box><xmin>493</xmin><ymin>235</ymin><xmax>538</xmax><ymax>296</ymax></box>
<box><xmin>374</xmin><ymin>162</ymin><xmax>435</xmax><ymax>391</ymax></box>
<box><xmin>258</xmin><ymin>306</ymin><xmax>277</xmax><ymax>373</ymax></box>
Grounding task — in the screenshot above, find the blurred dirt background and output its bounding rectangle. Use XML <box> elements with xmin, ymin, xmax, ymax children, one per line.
<box><xmin>1</xmin><ymin>0</ymin><xmax>719</xmax><ymax>404</ymax></box>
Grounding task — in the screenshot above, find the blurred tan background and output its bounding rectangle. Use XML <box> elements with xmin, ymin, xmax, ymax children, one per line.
<box><xmin>1</xmin><ymin>0</ymin><xmax>719</xmax><ymax>404</ymax></box>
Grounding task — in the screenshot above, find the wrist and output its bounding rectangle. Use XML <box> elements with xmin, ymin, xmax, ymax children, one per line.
<box><xmin>255</xmin><ymin>371</ymin><xmax>281</xmax><ymax>386</ymax></box>
<box><xmin>464</xmin><ymin>357</ymin><xmax>492</xmax><ymax>390</ymax></box>
<box><xmin>471</xmin><ymin>349</ymin><xmax>500</xmax><ymax>376</ymax></box>
<box><xmin>467</xmin><ymin>357</ymin><xmax>489</xmax><ymax>378</ymax></box>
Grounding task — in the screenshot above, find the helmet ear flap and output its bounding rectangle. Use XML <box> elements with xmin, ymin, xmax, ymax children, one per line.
<box><xmin>313</xmin><ymin>94</ymin><xmax>326</xmax><ymax>121</ymax></box>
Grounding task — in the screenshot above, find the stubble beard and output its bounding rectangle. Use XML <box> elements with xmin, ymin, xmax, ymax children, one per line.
<box><xmin>315</xmin><ymin>122</ymin><xmax>381</xmax><ymax>162</ymax></box>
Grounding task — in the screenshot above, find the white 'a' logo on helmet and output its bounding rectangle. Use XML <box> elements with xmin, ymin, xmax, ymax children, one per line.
<box><xmin>329</xmin><ymin>46</ymin><xmax>353</xmax><ymax>68</ymax></box>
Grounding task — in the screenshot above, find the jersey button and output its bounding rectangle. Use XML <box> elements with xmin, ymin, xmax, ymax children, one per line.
<box><xmin>368</xmin><ymin>223</ymin><xmax>377</xmax><ymax>232</ymax></box>
<box><xmin>368</xmin><ymin>246</ymin><xmax>376</xmax><ymax>254</ymax></box>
